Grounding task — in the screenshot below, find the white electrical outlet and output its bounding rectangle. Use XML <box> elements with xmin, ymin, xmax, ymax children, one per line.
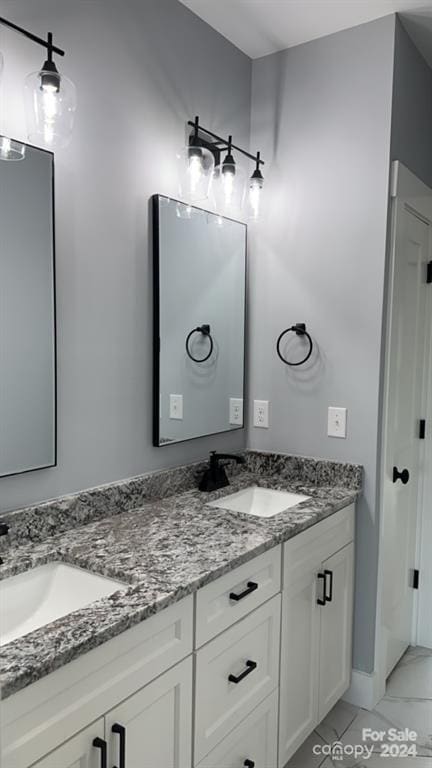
<box><xmin>229</xmin><ymin>398</ymin><xmax>243</xmax><ymax>426</ymax></box>
<box><xmin>328</xmin><ymin>407</ymin><xmax>347</xmax><ymax>438</ymax></box>
<box><xmin>254</xmin><ymin>399</ymin><xmax>269</xmax><ymax>428</ymax></box>
<box><xmin>169</xmin><ymin>394</ymin><xmax>183</xmax><ymax>420</ymax></box>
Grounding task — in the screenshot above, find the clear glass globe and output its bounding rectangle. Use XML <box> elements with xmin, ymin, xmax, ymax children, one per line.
<box><xmin>212</xmin><ymin>161</ymin><xmax>246</xmax><ymax>219</ymax></box>
<box><xmin>177</xmin><ymin>144</ymin><xmax>214</xmax><ymax>202</ymax></box>
<box><xmin>24</xmin><ymin>68</ymin><xmax>77</xmax><ymax>149</ymax></box>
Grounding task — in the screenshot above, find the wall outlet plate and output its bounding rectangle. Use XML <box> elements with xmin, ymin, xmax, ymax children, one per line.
<box><xmin>328</xmin><ymin>406</ymin><xmax>347</xmax><ymax>438</ymax></box>
<box><xmin>254</xmin><ymin>399</ymin><xmax>269</xmax><ymax>428</ymax></box>
<box><xmin>229</xmin><ymin>398</ymin><xmax>243</xmax><ymax>426</ymax></box>
<box><xmin>170</xmin><ymin>394</ymin><xmax>183</xmax><ymax>420</ymax></box>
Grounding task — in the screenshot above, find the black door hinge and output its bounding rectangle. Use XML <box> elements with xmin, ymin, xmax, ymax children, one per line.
<box><xmin>419</xmin><ymin>419</ymin><xmax>426</xmax><ymax>440</ymax></box>
<box><xmin>412</xmin><ymin>569</ymin><xmax>420</xmax><ymax>590</ymax></box>
<box><xmin>427</xmin><ymin>262</ymin><xmax>432</xmax><ymax>284</ymax></box>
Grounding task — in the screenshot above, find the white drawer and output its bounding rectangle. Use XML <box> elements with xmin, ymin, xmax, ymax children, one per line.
<box><xmin>197</xmin><ymin>690</ymin><xmax>278</xmax><ymax>768</ymax></box>
<box><xmin>195</xmin><ymin>546</ymin><xmax>281</xmax><ymax>647</ymax></box>
<box><xmin>194</xmin><ymin>594</ymin><xmax>281</xmax><ymax>764</ymax></box>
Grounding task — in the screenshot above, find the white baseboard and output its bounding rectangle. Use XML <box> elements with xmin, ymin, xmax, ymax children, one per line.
<box><xmin>342</xmin><ymin>668</ymin><xmax>385</xmax><ymax>711</ymax></box>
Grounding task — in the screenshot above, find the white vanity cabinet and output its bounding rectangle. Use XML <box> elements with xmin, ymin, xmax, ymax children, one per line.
<box><xmin>3</xmin><ymin>503</ymin><xmax>356</xmax><ymax>768</ymax></box>
<box><xmin>278</xmin><ymin>504</ymin><xmax>355</xmax><ymax>767</ymax></box>
<box><xmin>31</xmin><ymin>721</ymin><xmax>105</xmax><ymax>768</ymax></box>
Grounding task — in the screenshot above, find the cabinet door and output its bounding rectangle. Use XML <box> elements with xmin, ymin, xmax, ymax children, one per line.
<box><xmin>278</xmin><ymin>561</ymin><xmax>320</xmax><ymax>768</ymax></box>
<box><xmin>31</xmin><ymin>721</ymin><xmax>105</xmax><ymax>768</ymax></box>
<box><xmin>318</xmin><ymin>542</ymin><xmax>354</xmax><ymax>721</ymax></box>
<box><xmin>105</xmin><ymin>656</ymin><xmax>192</xmax><ymax>768</ymax></box>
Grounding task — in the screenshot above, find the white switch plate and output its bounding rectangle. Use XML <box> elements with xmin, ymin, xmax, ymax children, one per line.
<box><xmin>229</xmin><ymin>398</ymin><xmax>243</xmax><ymax>426</ymax></box>
<box><xmin>169</xmin><ymin>394</ymin><xmax>183</xmax><ymax>420</ymax></box>
<box><xmin>254</xmin><ymin>399</ymin><xmax>269</xmax><ymax>428</ymax></box>
<box><xmin>328</xmin><ymin>407</ymin><xmax>347</xmax><ymax>438</ymax></box>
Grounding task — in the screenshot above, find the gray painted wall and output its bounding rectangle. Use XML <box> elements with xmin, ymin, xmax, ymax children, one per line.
<box><xmin>249</xmin><ymin>16</ymin><xmax>396</xmax><ymax>674</ymax></box>
<box><xmin>0</xmin><ymin>0</ymin><xmax>250</xmax><ymax>512</ymax></box>
<box><xmin>391</xmin><ymin>17</ymin><xmax>432</xmax><ymax>189</ymax></box>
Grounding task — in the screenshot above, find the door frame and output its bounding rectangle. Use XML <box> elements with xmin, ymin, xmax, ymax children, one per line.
<box><xmin>374</xmin><ymin>161</ymin><xmax>432</xmax><ymax>702</ymax></box>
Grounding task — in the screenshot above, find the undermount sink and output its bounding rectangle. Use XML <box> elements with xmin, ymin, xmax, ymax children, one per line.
<box><xmin>0</xmin><ymin>562</ymin><xmax>126</xmax><ymax>647</ymax></box>
<box><xmin>207</xmin><ymin>486</ymin><xmax>311</xmax><ymax>518</ymax></box>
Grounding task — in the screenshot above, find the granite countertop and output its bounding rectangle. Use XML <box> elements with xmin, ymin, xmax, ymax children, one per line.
<box><xmin>0</xmin><ymin>461</ymin><xmax>361</xmax><ymax>700</ymax></box>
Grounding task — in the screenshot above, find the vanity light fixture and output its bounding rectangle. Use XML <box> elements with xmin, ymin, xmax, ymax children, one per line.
<box><xmin>0</xmin><ymin>16</ymin><xmax>76</xmax><ymax>149</ymax></box>
<box><xmin>184</xmin><ymin>117</ymin><xmax>265</xmax><ymax>219</ymax></box>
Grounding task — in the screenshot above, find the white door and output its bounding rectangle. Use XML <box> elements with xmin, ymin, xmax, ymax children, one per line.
<box><xmin>318</xmin><ymin>543</ymin><xmax>354</xmax><ymax>721</ymax></box>
<box><xmin>105</xmin><ymin>656</ymin><xmax>192</xmax><ymax>768</ymax></box>
<box><xmin>31</xmin><ymin>721</ymin><xmax>105</xmax><ymax>768</ymax></box>
<box><xmin>278</xmin><ymin>561</ymin><xmax>320</xmax><ymax>767</ymax></box>
<box><xmin>382</xmin><ymin>170</ymin><xmax>431</xmax><ymax>676</ymax></box>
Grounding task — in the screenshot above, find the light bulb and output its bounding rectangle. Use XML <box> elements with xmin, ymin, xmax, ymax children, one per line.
<box><xmin>222</xmin><ymin>167</ymin><xmax>235</xmax><ymax>206</ymax></box>
<box><xmin>248</xmin><ymin>163</ymin><xmax>264</xmax><ymax>221</ymax></box>
<box><xmin>25</xmin><ymin>64</ymin><xmax>76</xmax><ymax>149</ymax></box>
<box><xmin>41</xmin><ymin>85</ymin><xmax>59</xmax><ymax>145</ymax></box>
<box><xmin>188</xmin><ymin>151</ymin><xmax>203</xmax><ymax>195</ymax></box>
<box><xmin>177</xmin><ymin>144</ymin><xmax>214</xmax><ymax>202</ymax></box>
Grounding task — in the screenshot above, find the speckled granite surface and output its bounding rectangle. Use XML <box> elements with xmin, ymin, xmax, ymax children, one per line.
<box><xmin>0</xmin><ymin>452</ymin><xmax>362</xmax><ymax>700</ymax></box>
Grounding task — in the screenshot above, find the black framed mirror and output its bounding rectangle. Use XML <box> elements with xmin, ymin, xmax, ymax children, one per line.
<box><xmin>152</xmin><ymin>195</ymin><xmax>246</xmax><ymax>446</ymax></box>
<box><xmin>0</xmin><ymin>140</ymin><xmax>56</xmax><ymax>477</ymax></box>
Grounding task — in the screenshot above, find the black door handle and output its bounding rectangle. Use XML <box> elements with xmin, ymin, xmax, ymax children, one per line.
<box><xmin>324</xmin><ymin>569</ymin><xmax>333</xmax><ymax>602</ymax></box>
<box><xmin>229</xmin><ymin>581</ymin><xmax>258</xmax><ymax>602</ymax></box>
<box><xmin>228</xmin><ymin>659</ymin><xmax>257</xmax><ymax>684</ymax></box>
<box><xmin>93</xmin><ymin>737</ymin><xmax>107</xmax><ymax>768</ymax></box>
<box><xmin>317</xmin><ymin>572</ymin><xmax>326</xmax><ymax>605</ymax></box>
<box><xmin>244</xmin><ymin>761</ymin><xmax>255</xmax><ymax>768</ymax></box>
<box><xmin>112</xmin><ymin>723</ymin><xmax>126</xmax><ymax>768</ymax></box>
<box><xmin>393</xmin><ymin>466</ymin><xmax>410</xmax><ymax>485</ymax></box>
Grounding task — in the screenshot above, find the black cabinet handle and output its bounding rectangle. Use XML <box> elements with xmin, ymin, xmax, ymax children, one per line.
<box><xmin>229</xmin><ymin>581</ymin><xmax>258</xmax><ymax>602</ymax></box>
<box><xmin>393</xmin><ymin>466</ymin><xmax>410</xmax><ymax>485</ymax></box>
<box><xmin>317</xmin><ymin>572</ymin><xmax>326</xmax><ymax>605</ymax></box>
<box><xmin>324</xmin><ymin>569</ymin><xmax>333</xmax><ymax>603</ymax></box>
<box><xmin>112</xmin><ymin>723</ymin><xmax>126</xmax><ymax>768</ymax></box>
<box><xmin>244</xmin><ymin>761</ymin><xmax>255</xmax><ymax>768</ymax></box>
<box><xmin>92</xmin><ymin>737</ymin><xmax>107</xmax><ymax>768</ymax></box>
<box><xmin>228</xmin><ymin>659</ymin><xmax>257</xmax><ymax>684</ymax></box>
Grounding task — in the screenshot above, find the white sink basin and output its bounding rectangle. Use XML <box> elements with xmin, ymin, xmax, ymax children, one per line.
<box><xmin>0</xmin><ymin>562</ymin><xmax>126</xmax><ymax>646</ymax></box>
<box><xmin>207</xmin><ymin>486</ymin><xmax>311</xmax><ymax>518</ymax></box>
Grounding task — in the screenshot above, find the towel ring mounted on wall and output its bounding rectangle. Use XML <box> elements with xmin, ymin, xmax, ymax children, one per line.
<box><xmin>185</xmin><ymin>324</ymin><xmax>214</xmax><ymax>363</ymax></box>
<box><xmin>276</xmin><ymin>323</ymin><xmax>313</xmax><ymax>367</ymax></box>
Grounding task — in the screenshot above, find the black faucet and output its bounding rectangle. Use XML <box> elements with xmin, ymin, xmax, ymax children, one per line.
<box><xmin>198</xmin><ymin>451</ymin><xmax>245</xmax><ymax>492</ymax></box>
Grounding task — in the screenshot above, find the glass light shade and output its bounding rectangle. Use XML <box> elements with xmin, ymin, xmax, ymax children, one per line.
<box><xmin>247</xmin><ymin>174</ymin><xmax>264</xmax><ymax>221</ymax></box>
<box><xmin>24</xmin><ymin>69</ymin><xmax>77</xmax><ymax>149</ymax></box>
<box><xmin>0</xmin><ymin>135</ymin><xmax>26</xmax><ymax>161</ymax></box>
<box><xmin>212</xmin><ymin>162</ymin><xmax>246</xmax><ymax>218</ymax></box>
<box><xmin>177</xmin><ymin>144</ymin><xmax>214</xmax><ymax>202</ymax></box>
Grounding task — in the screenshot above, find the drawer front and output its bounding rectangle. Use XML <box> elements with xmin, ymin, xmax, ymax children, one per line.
<box><xmin>194</xmin><ymin>594</ymin><xmax>281</xmax><ymax>764</ymax></box>
<box><xmin>195</xmin><ymin>546</ymin><xmax>281</xmax><ymax>647</ymax></box>
<box><xmin>197</xmin><ymin>690</ymin><xmax>278</xmax><ymax>768</ymax></box>
<box><xmin>283</xmin><ymin>504</ymin><xmax>355</xmax><ymax>585</ymax></box>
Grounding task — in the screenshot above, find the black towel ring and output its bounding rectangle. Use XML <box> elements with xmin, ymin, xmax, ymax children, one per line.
<box><xmin>185</xmin><ymin>324</ymin><xmax>214</xmax><ymax>363</ymax></box>
<box><xmin>276</xmin><ymin>323</ymin><xmax>313</xmax><ymax>367</ymax></box>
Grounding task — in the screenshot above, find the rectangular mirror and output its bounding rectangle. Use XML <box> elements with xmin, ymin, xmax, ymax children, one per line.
<box><xmin>153</xmin><ymin>195</ymin><xmax>246</xmax><ymax>446</ymax></box>
<box><xmin>0</xmin><ymin>140</ymin><xmax>56</xmax><ymax>477</ymax></box>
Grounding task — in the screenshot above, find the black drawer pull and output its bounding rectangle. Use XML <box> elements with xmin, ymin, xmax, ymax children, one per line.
<box><xmin>230</xmin><ymin>581</ymin><xmax>258</xmax><ymax>602</ymax></box>
<box><xmin>324</xmin><ymin>569</ymin><xmax>333</xmax><ymax>603</ymax></box>
<box><xmin>317</xmin><ymin>572</ymin><xmax>326</xmax><ymax>605</ymax></box>
<box><xmin>228</xmin><ymin>659</ymin><xmax>257</xmax><ymax>684</ymax></box>
<box><xmin>112</xmin><ymin>723</ymin><xmax>126</xmax><ymax>768</ymax></box>
<box><xmin>93</xmin><ymin>737</ymin><xmax>107</xmax><ymax>768</ymax></box>
<box><xmin>244</xmin><ymin>761</ymin><xmax>255</xmax><ymax>768</ymax></box>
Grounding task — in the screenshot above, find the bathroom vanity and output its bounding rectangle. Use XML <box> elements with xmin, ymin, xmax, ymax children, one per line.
<box><xmin>0</xmin><ymin>452</ymin><xmax>360</xmax><ymax>768</ymax></box>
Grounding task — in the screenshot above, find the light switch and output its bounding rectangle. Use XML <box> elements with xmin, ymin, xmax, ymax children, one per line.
<box><xmin>254</xmin><ymin>400</ymin><xmax>269</xmax><ymax>428</ymax></box>
<box><xmin>328</xmin><ymin>407</ymin><xmax>347</xmax><ymax>438</ymax></box>
<box><xmin>229</xmin><ymin>398</ymin><xmax>243</xmax><ymax>426</ymax></box>
<box><xmin>170</xmin><ymin>394</ymin><xmax>183</xmax><ymax>420</ymax></box>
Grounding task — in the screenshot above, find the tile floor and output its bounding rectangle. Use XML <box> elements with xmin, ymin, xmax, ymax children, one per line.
<box><xmin>286</xmin><ymin>646</ymin><xmax>432</xmax><ymax>767</ymax></box>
